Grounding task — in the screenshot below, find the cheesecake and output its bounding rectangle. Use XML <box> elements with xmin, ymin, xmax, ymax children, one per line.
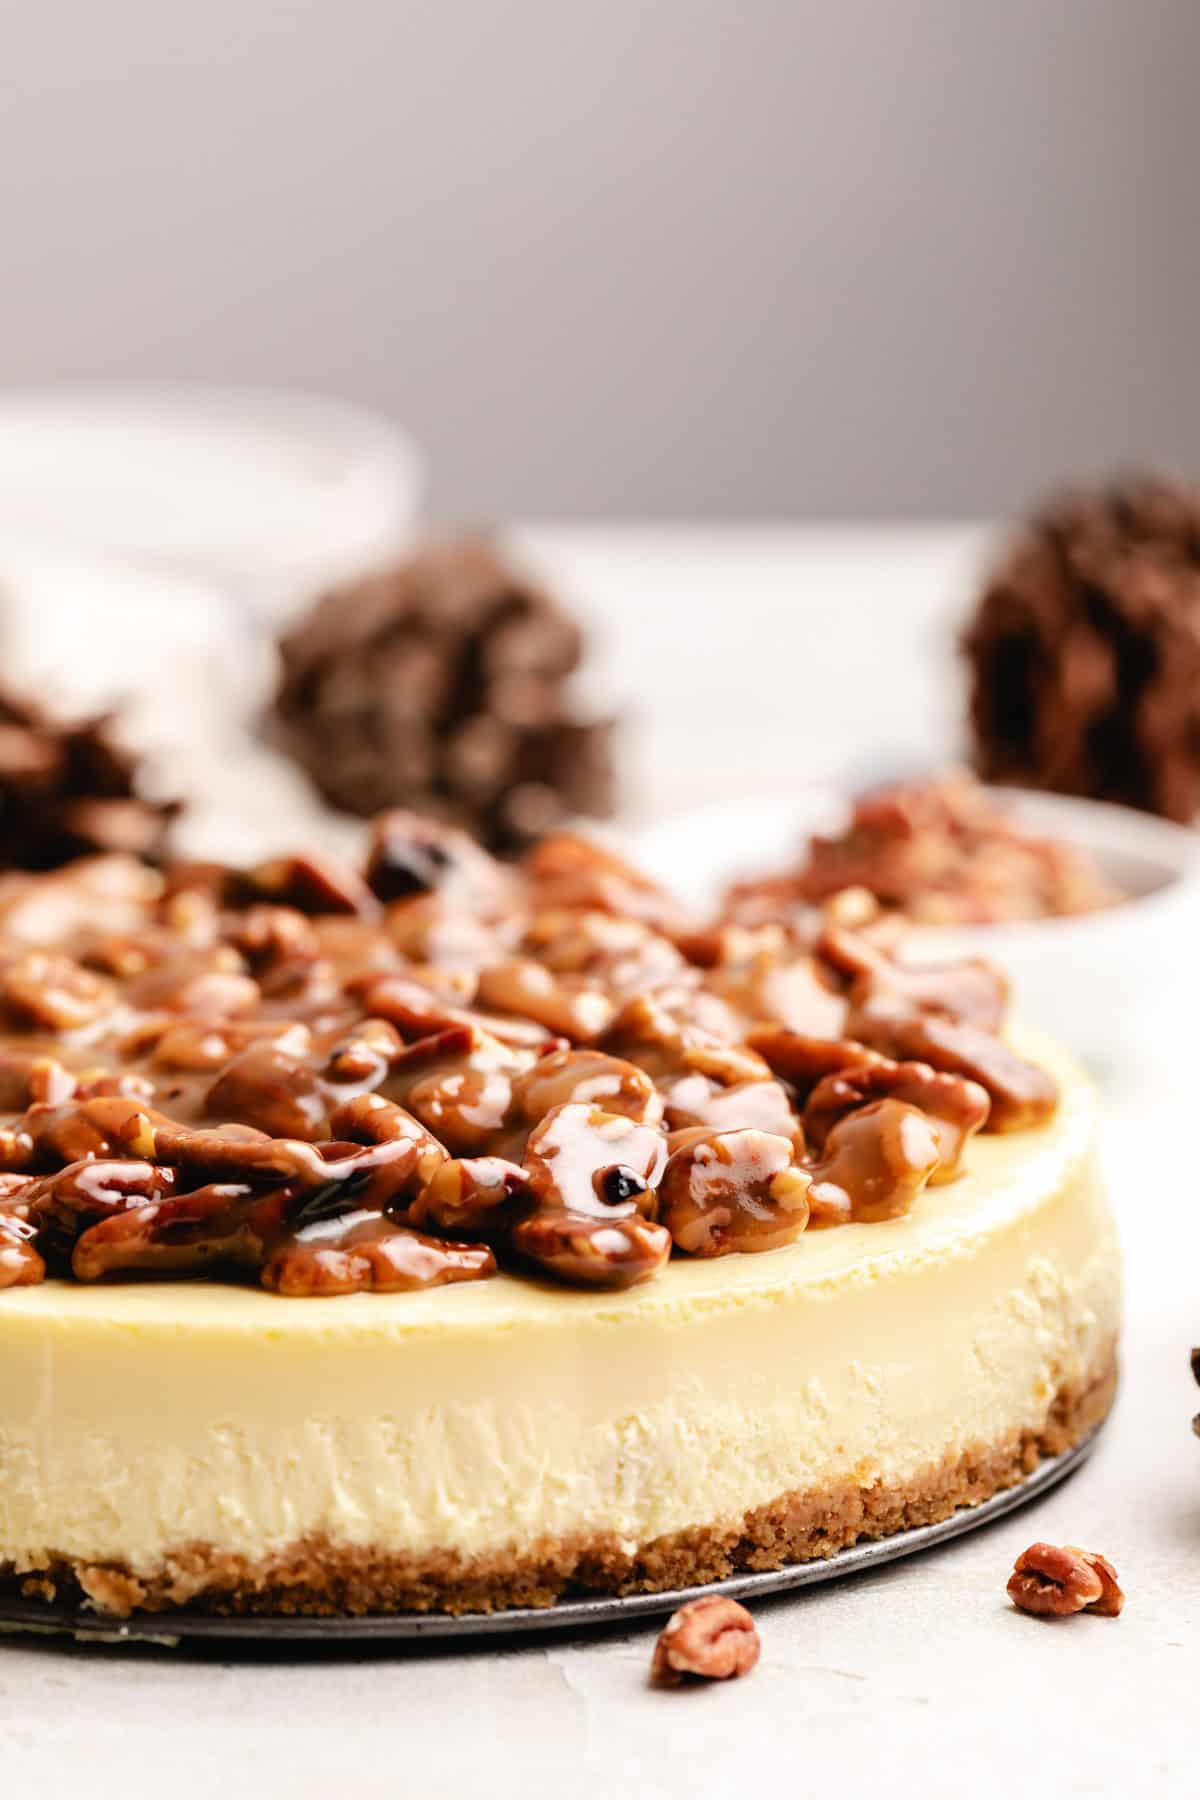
<box><xmin>0</xmin><ymin>816</ymin><xmax>1119</xmax><ymax>1617</ymax></box>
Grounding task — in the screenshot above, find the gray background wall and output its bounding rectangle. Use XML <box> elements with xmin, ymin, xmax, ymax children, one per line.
<box><xmin>3</xmin><ymin>0</ymin><xmax>1197</xmax><ymax>518</ymax></box>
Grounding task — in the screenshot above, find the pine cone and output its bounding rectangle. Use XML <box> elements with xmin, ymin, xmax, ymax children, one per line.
<box><xmin>964</xmin><ymin>474</ymin><xmax>1200</xmax><ymax>820</ymax></box>
<box><xmin>271</xmin><ymin>537</ymin><xmax>615</xmax><ymax>852</ymax></box>
<box><xmin>0</xmin><ymin>691</ymin><xmax>178</xmax><ymax>870</ymax></box>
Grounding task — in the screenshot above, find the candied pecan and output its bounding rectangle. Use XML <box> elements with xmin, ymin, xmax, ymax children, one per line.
<box><xmin>0</xmin><ymin>1210</ymin><xmax>44</xmax><ymax>1286</ymax></box>
<box><xmin>522</xmin><ymin>1102</ymin><xmax>667</xmax><ymax>1220</ymax></box>
<box><xmin>650</xmin><ymin>1596</ymin><xmax>761</xmax><ymax>1686</ymax></box>
<box><xmin>406</xmin><ymin>1065</ymin><xmax>516</xmax><ymax>1156</ymax></box>
<box><xmin>27</xmin><ymin>1159</ymin><xmax>180</xmax><ymax>1263</ymax></box>
<box><xmin>205</xmin><ymin>1043</ymin><xmax>331</xmax><ymax>1141</ymax></box>
<box><xmin>804</xmin><ymin>1059</ymin><xmax>990</xmax><ymax>1183</ymax></box>
<box><xmin>1007</xmin><ymin>1543</ymin><xmax>1124</xmax><ymax>1618</ymax></box>
<box><xmin>523</xmin><ymin>833</ymin><xmax>684</xmax><ymax>932</ymax></box>
<box><xmin>607</xmin><ymin>993</ymin><xmax>771</xmax><ymax>1087</ymax></box>
<box><xmin>807</xmin><ymin>1098</ymin><xmax>940</xmax><ymax>1225</ymax></box>
<box><xmin>0</xmin><ymin>951</ymin><xmax>115</xmax><ymax>1032</ymax></box>
<box><xmin>245</xmin><ymin>851</ymin><xmax>378</xmax><ymax>918</ymax></box>
<box><xmin>745</xmin><ymin>1026</ymin><xmax>885</xmax><ymax>1102</ymax></box>
<box><xmin>0</xmin><ymin>1095</ymin><xmax>173</xmax><ymax>1172</ymax></box>
<box><xmin>848</xmin><ymin>1004</ymin><xmax>1058</xmax><ymax>1132</ymax></box>
<box><xmin>659</xmin><ymin>1074</ymin><xmax>802</xmax><ymax>1148</ymax></box>
<box><xmin>509</xmin><ymin>1049</ymin><xmax>664</xmax><ymax>1131</ymax></box>
<box><xmin>708</xmin><ymin>948</ymin><xmax>847</xmax><ymax>1036</ymax></box>
<box><xmin>511</xmin><ymin>1208</ymin><xmax>671</xmax><ymax>1289</ymax></box>
<box><xmin>353</xmin><ymin>971</ymin><xmax>557</xmax><ymax>1051</ymax></box>
<box><xmin>475</xmin><ymin>957</ymin><xmax>616</xmax><ymax>1042</ymax></box>
<box><xmin>231</xmin><ymin>905</ymin><xmax>320</xmax><ymax>970</ymax></box>
<box><xmin>819</xmin><ymin>925</ymin><xmax>1008</xmax><ymax>1031</ymax></box>
<box><xmin>0</xmin><ymin>1048</ymin><xmax>77</xmax><ymax>1110</ymax></box>
<box><xmin>524</xmin><ymin>908</ymin><xmax>686</xmax><ymax>999</ymax></box>
<box><xmin>365</xmin><ymin>809</ymin><xmax>511</xmax><ymax>911</ymax></box>
<box><xmin>658</xmin><ymin>1128</ymin><xmax>811</xmax><ymax>1256</ymax></box>
<box><xmin>260</xmin><ymin>1217</ymin><xmax>495</xmax><ymax>1297</ymax></box>
<box><xmin>408</xmin><ymin>1155</ymin><xmax>530</xmax><ymax>1237</ymax></box>
<box><xmin>70</xmin><ymin>1181</ymin><xmax>262</xmax><ymax>1282</ymax></box>
<box><xmin>323</xmin><ymin>1018</ymin><xmax>403</xmax><ymax>1087</ymax></box>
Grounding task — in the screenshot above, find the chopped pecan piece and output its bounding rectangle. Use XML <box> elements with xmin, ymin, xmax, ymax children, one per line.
<box><xmin>650</xmin><ymin>1596</ymin><xmax>761</xmax><ymax>1686</ymax></box>
<box><xmin>1007</xmin><ymin>1543</ymin><xmax>1124</xmax><ymax>1618</ymax></box>
<box><xmin>848</xmin><ymin>1004</ymin><xmax>1058</xmax><ymax>1132</ymax></box>
<box><xmin>807</xmin><ymin>1098</ymin><xmax>940</xmax><ymax>1225</ymax></box>
<box><xmin>70</xmin><ymin>1181</ymin><xmax>263</xmax><ymax>1281</ymax></box>
<box><xmin>659</xmin><ymin>1128</ymin><xmax>811</xmax><ymax>1255</ymax></box>
<box><xmin>804</xmin><ymin>1059</ymin><xmax>990</xmax><ymax>1183</ymax></box>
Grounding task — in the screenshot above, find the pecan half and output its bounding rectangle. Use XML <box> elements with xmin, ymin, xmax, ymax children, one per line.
<box><xmin>804</xmin><ymin>1059</ymin><xmax>990</xmax><ymax>1183</ymax></box>
<box><xmin>650</xmin><ymin>1596</ymin><xmax>761</xmax><ymax>1686</ymax></box>
<box><xmin>659</xmin><ymin>1128</ymin><xmax>811</xmax><ymax>1256</ymax></box>
<box><xmin>1007</xmin><ymin>1543</ymin><xmax>1124</xmax><ymax>1618</ymax></box>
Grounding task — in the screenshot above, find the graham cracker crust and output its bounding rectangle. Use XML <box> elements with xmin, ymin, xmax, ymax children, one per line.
<box><xmin>5</xmin><ymin>1348</ymin><xmax>1117</xmax><ymax>1619</ymax></box>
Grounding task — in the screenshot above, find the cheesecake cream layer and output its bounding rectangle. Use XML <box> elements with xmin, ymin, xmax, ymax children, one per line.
<box><xmin>0</xmin><ymin>1031</ymin><xmax>1118</xmax><ymax>1600</ymax></box>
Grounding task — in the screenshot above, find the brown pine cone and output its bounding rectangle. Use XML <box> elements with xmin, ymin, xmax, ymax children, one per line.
<box><xmin>0</xmin><ymin>690</ymin><xmax>178</xmax><ymax>871</ymax></box>
<box><xmin>964</xmin><ymin>473</ymin><xmax>1200</xmax><ymax>820</ymax></box>
<box><xmin>271</xmin><ymin>537</ymin><xmax>615</xmax><ymax>853</ymax></box>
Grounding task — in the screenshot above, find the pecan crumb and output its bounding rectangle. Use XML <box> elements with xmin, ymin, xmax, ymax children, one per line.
<box><xmin>1006</xmin><ymin>1542</ymin><xmax>1124</xmax><ymax>1619</ymax></box>
<box><xmin>650</xmin><ymin>1595</ymin><xmax>761</xmax><ymax>1686</ymax></box>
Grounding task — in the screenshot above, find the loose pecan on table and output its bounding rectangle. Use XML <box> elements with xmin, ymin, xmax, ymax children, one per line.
<box><xmin>1006</xmin><ymin>1543</ymin><xmax>1124</xmax><ymax>1618</ymax></box>
<box><xmin>650</xmin><ymin>1596</ymin><xmax>761</xmax><ymax>1686</ymax></box>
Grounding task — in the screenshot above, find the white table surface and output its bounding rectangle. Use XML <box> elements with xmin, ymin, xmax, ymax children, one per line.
<box><xmin>2</xmin><ymin>527</ymin><xmax>1197</xmax><ymax>1798</ymax></box>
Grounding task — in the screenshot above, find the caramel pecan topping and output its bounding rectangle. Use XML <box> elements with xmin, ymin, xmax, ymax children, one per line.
<box><xmin>0</xmin><ymin>810</ymin><xmax>1057</xmax><ymax>1298</ymax></box>
<box><xmin>1007</xmin><ymin>1543</ymin><xmax>1124</xmax><ymax>1618</ymax></box>
<box><xmin>650</xmin><ymin>1596</ymin><xmax>761</xmax><ymax>1686</ymax></box>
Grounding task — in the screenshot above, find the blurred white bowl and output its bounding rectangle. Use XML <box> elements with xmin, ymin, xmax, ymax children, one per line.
<box><xmin>625</xmin><ymin>788</ymin><xmax>1200</xmax><ymax>1075</ymax></box>
<box><xmin>0</xmin><ymin>383</ymin><xmax>422</xmax><ymax>619</ymax></box>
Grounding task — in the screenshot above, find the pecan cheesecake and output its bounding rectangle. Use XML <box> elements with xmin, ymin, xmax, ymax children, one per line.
<box><xmin>0</xmin><ymin>818</ymin><xmax>1119</xmax><ymax>1617</ymax></box>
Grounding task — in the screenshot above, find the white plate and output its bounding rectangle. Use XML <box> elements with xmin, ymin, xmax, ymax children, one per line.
<box><xmin>625</xmin><ymin>788</ymin><xmax>1200</xmax><ymax>1076</ymax></box>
